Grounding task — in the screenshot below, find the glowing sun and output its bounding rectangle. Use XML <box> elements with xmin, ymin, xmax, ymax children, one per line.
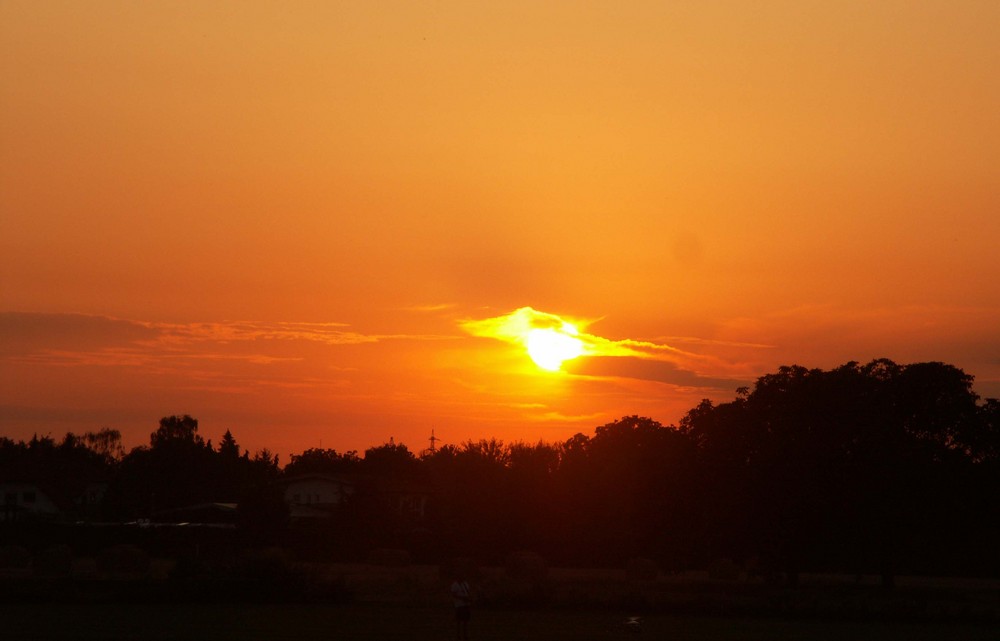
<box><xmin>526</xmin><ymin>324</ymin><xmax>584</xmax><ymax>371</ymax></box>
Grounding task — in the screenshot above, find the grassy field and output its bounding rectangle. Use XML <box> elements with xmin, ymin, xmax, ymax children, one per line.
<box><xmin>3</xmin><ymin>562</ymin><xmax>998</xmax><ymax>639</ymax></box>
<box><xmin>2</xmin><ymin>603</ymin><xmax>998</xmax><ymax>641</ymax></box>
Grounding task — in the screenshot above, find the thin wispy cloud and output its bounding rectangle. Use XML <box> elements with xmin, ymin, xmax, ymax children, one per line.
<box><xmin>529</xmin><ymin>411</ymin><xmax>606</xmax><ymax>423</ymax></box>
<box><xmin>9</xmin><ymin>348</ymin><xmax>153</xmax><ymax>368</ymax></box>
<box><xmin>0</xmin><ymin>312</ymin><xmax>451</xmax><ymax>360</ymax></box>
<box><xmin>401</xmin><ymin>303</ymin><xmax>458</xmax><ymax>313</ymax></box>
<box><xmin>0</xmin><ymin>313</ymin><xmax>452</xmax><ymax>405</ymax></box>
<box><xmin>145</xmin><ymin>319</ymin><xmax>448</xmax><ymax>346</ymax></box>
<box><xmin>655</xmin><ymin>336</ymin><xmax>776</xmax><ymax>349</ymax></box>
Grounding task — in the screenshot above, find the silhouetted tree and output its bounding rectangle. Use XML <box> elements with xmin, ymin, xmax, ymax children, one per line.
<box><xmin>679</xmin><ymin>359</ymin><xmax>997</xmax><ymax>584</ymax></box>
<box><xmin>974</xmin><ymin>399</ymin><xmax>1000</xmax><ymax>463</ymax></box>
<box><xmin>5</xmin><ymin>359</ymin><xmax>997</xmax><ymax>577</ymax></box>
<box><xmin>252</xmin><ymin>448</ymin><xmax>280</xmax><ymax>471</ymax></box>
<box><xmin>284</xmin><ymin>447</ymin><xmax>360</xmax><ymax>477</ymax></box>
<box><xmin>552</xmin><ymin>416</ymin><xmax>696</xmax><ymax>565</ymax></box>
<box><xmin>150</xmin><ymin>415</ymin><xmax>203</xmax><ymax>448</ymax></box>
<box><xmin>505</xmin><ymin>441</ymin><xmax>561</xmax><ymax>555</ymax></box>
<box><xmin>361</xmin><ymin>440</ymin><xmax>417</xmax><ymax>479</ymax></box>
<box><xmin>79</xmin><ymin>427</ymin><xmax>125</xmax><ymax>465</ymax></box>
<box><xmin>218</xmin><ymin>429</ymin><xmax>240</xmax><ymax>458</ymax></box>
<box><xmin>105</xmin><ymin>417</ymin><xmax>278</xmax><ymax>518</ymax></box>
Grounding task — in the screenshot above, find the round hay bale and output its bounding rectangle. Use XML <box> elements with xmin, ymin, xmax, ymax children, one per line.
<box><xmin>625</xmin><ymin>557</ymin><xmax>659</xmax><ymax>581</ymax></box>
<box><xmin>97</xmin><ymin>544</ymin><xmax>150</xmax><ymax>578</ymax></box>
<box><xmin>504</xmin><ymin>550</ymin><xmax>547</xmax><ymax>582</ymax></box>
<box><xmin>367</xmin><ymin>548</ymin><xmax>411</xmax><ymax>567</ymax></box>
<box><xmin>439</xmin><ymin>556</ymin><xmax>481</xmax><ymax>581</ymax></box>
<box><xmin>707</xmin><ymin>557</ymin><xmax>741</xmax><ymax>581</ymax></box>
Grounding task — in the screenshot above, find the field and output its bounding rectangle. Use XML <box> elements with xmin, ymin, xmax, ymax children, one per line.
<box><xmin>2</xmin><ymin>563</ymin><xmax>998</xmax><ymax>640</ymax></box>
<box><xmin>2</xmin><ymin>602</ymin><xmax>998</xmax><ymax>641</ymax></box>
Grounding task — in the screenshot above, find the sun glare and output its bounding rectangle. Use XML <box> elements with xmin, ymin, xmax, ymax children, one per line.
<box><xmin>526</xmin><ymin>324</ymin><xmax>584</xmax><ymax>371</ymax></box>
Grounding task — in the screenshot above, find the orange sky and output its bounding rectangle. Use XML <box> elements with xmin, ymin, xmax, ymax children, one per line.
<box><xmin>2</xmin><ymin>1</ymin><xmax>998</xmax><ymax>458</ymax></box>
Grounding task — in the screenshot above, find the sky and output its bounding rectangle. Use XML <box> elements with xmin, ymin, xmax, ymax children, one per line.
<box><xmin>2</xmin><ymin>1</ymin><xmax>998</xmax><ymax>458</ymax></box>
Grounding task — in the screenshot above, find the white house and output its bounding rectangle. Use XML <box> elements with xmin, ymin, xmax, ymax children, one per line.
<box><xmin>282</xmin><ymin>474</ymin><xmax>355</xmax><ymax>520</ymax></box>
<box><xmin>0</xmin><ymin>482</ymin><xmax>64</xmax><ymax>521</ymax></box>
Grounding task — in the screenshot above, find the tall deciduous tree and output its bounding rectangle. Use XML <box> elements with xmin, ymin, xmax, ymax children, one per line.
<box><xmin>150</xmin><ymin>415</ymin><xmax>203</xmax><ymax>448</ymax></box>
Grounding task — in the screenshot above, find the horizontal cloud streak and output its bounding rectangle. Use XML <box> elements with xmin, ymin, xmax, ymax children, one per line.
<box><xmin>0</xmin><ymin>313</ymin><xmax>457</xmax><ymax>409</ymax></box>
<box><xmin>1</xmin><ymin>312</ymin><xmax>452</xmax><ymax>362</ymax></box>
<box><xmin>565</xmin><ymin>356</ymin><xmax>742</xmax><ymax>392</ymax></box>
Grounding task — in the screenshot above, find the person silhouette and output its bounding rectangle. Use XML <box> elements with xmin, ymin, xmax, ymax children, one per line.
<box><xmin>450</xmin><ymin>572</ymin><xmax>473</xmax><ymax>640</ymax></box>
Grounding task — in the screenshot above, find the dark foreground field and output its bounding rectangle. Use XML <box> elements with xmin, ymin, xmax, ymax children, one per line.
<box><xmin>4</xmin><ymin>564</ymin><xmax>998</xmax><ymax>640</ymax></box>
<box><xmin>2</xmin><ymin>603</ymin><xmax>997</xmax><ymax>641</ymax></box>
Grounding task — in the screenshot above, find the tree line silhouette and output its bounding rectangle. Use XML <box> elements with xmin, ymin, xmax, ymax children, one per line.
<box><xmin>2</xmin><ymin>359</ymin><xmax>998</xmax><ymax>584</ymax></box>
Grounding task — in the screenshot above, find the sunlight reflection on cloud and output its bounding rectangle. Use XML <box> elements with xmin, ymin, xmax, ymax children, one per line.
<box><xmin>459</xmin><ymin>307</ymin><xmax>750</xmax><ymax>386</ymax></box>
<box><xmin>460</xmin><ymin>306</ymin><xmax>684</xmax><ymax>361</ymax></box>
